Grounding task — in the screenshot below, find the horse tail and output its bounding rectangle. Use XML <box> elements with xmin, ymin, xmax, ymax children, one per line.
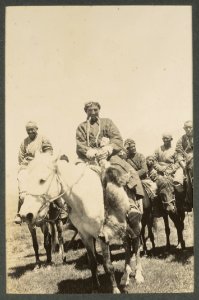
<box><xmin>103</xmin><ymin>167</ymin><xmax>125</xmax><ymax>187</ymax></box>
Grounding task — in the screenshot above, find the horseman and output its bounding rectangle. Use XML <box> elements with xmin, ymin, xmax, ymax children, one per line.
<box><xmin>153</xmin><ymin>133</ymin><xmax>181</xmax><ymax>179</ymax></box>
<box><xmin>124</xmin><ymin>139</ymin><xmax>158</xmax><ymax>214</ymax></box>
<box><xmin>14</xmin><ymin>121</ymin><xmax>66</xmax><ymax>224</ymax></box>
<box><xmin>174</xmin><ymin>120</ymin><xmax>193</xmax><ymax>211</ymax></box>
<box><xmin>76</xmin><ymin>101</ymin><xmax>144</xmax><ymax>217</ymax></box>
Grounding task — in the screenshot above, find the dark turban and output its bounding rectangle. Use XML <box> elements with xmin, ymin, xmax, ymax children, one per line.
<box><xmin>124</xmin><ymin>138</ymin><xmax>136</xmax><ymax>148</ymax></box>
<box><xmin>162</xmin><ymin>133</ymin><xmax>172</xmax><ymax>140</ymax></box>
<box><xmin>84</xmin><ymin>102</ymin><xmax>101</xmax><ymax>113</ymax></box>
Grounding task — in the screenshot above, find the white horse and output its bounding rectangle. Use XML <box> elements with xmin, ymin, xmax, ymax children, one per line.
<box><xmin>19</xmin><ymin>152</ymin><xmax>143</xmax><ymax>293</ymax></box>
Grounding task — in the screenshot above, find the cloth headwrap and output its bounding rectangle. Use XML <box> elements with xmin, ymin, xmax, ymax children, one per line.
<box><xmin>183</xmin><ymin>120</ymin><xmax>192</xmax><ymax>128</ymax></box>
<box><xmin>84</xmin><ymin>102</ymin><xmax>101</xmax><ymax>113</ymax></box>
<box><xmin>124</xmin><ymin>138</ymin><xmax>136</xmax><ymax>148</ymax></box>
<box><xmin>26</xmin><ymin>121</ymin><xmax>38</xmax><ymax>130</ymax></box>
<box><xmin>162</xmin><ymin>133</ymin><xmax>172</xmax><ymax>139</ymax></box>
<box><xmin>146</xmin><ymin>155</ymin><xmax>155</xmax><ymax>161</ymax></box>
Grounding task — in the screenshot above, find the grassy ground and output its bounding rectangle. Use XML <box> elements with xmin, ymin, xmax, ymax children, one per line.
<box><xmin>6</xmin><ymin>192</ymin><xmax>194</xmax><ymax>294</ymax></box>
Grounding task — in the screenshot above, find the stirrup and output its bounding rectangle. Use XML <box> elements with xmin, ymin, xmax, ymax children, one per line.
<box><xmin>14</xmin><ymin>214</ymin><xmax>22</xmax><ymax>225</ymax></box>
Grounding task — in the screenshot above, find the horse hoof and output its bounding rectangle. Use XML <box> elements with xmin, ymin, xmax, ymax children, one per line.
<box><xmin>135</xmin><ymin>272</ymin><xmax>144</xmax><ymax>284</ymax></box>
<box><xmin>63</xmin><ymin>257</ymin><xmax>67</xmax><ymax>264</ymax></box>
<box><xmin>33</xmin><ymin>264</ymin><xmax>41</xmax><ymax>272</ymax></box>
<box><xmin>122</xmin><ymin>286</ymin><xmax>129</xmax><ymax>294</ymax></box>
<box><xmin>44</xmin><ymin>261</ymin><xmax>55</xmax><ymax>270</ymax></box>
<box><xmin>113</xmin><ymin>287</ymin><xmax>120</xmax><ymax>294</ymax></box>
<box><xmin>120</xmin><ymin>274</ymin><xmax>129</xmax><ymax>286</ymax></box>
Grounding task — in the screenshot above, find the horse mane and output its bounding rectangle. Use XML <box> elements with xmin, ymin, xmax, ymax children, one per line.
<box><xmin>156</xmin><ymin>176</ymin><xmax>173</xmax><ymax>192</ymax></box>
<box><xmin>103</xmin><ymin>166</ymin><xmax>126</xmax><ymax>187</ymax></box>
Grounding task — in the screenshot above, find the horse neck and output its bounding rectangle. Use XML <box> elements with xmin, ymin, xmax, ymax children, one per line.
<box><xmin>56</xmin><ymin>160</ymin><xmax>84</xmax><ymax>189</ymax></box>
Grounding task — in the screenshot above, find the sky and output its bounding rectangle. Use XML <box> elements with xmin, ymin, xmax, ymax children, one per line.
<box><xmin>6</xmin><ymin>5</ymin><xmax>192</xmax><ymax>192</ymax></box>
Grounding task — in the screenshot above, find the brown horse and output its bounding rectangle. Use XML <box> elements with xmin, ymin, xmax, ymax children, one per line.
<box><xmin>141</xmin><ymin>176</ymin><xmax>185</xmax><ymax>255</ymax></box>
<box><xmin>19</xmin><ymin>197</ymin><xmax>70</xmax><ymax>269</ymax></box>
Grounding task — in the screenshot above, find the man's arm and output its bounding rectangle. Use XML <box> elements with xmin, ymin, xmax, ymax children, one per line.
<box><xmin>137</xmin><ymin>154</ymin><xmax>148</xmax><ymax>179</ymax></box>
<box><xmin>18</xmin><ymin>141</ymin><xmax>28</xmax><ymax>165</ymax></box>
<box><xmin>175</xmin><ymin>137</ymin><xmax>184</xmax><ymax>162</ymax></box>
<box><xmin>106</xmin><ymin>119</ymin><xmax>123</xmax><ymax>154</ymax></box>
<box><xmin>153</xmin><ymin>148</ymin><xmax>167</xmax><ymax>173</ymax></box>
<box><xmin>76</xmin><ymin>124</ymin><xmax>90</xmax><ymax>158</ymax></box>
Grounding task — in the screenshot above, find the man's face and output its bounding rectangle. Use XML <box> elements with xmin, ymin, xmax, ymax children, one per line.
<box><xmin>127</xmin><ymin>143</ymin><xmax>136</xmax><ymax>155</ymax></box>
<box><xmin>118</xmin><ymin>150</ymin><xmax>127</xmax><ymax>160</ymax></box>
<box><xmin>162</xmin><ymin>137</ymin><xmax>172</xmax><ymax>147</ymax></box>
<box><xmin>87</xmin><ymin>105</ymin><xmax>100</xmax><ymax>122</ymax></box>
<box><xmin>146</xmin><ymin>158</ymin><xmax>154</xmax><ymax>168</ymax></box>
<box><xmin>184</xmin><ymin>125</ymin><xmax>193</xmax><ymax>137</ymax></box>
<box><xmin>26</xmin><ymin>127</ymin><xmax>37</xmax><ymax>140</ymax></box>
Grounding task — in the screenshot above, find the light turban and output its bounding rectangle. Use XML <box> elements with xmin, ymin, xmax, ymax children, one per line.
<box><xmin>162</xmin><ymin>133</ymin><xmax>172</xmax><ymax>140</ymax></box>
<box><xmin>26</xmin><ymin>121</ymin><xmax>38</xmax><ymax>130</ymax></box>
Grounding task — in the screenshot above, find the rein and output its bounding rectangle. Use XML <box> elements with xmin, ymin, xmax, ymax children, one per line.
<box><xmin>26</xmin><ymin>172</ymin><xmax>66</xmax><ymax>223</ymax></box>
<box><xmin>26</xmin><ymin>164</ymin><xmax>88</xmax><ymax>223</ymax></box>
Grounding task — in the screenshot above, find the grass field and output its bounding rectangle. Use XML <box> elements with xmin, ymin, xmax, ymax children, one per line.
<box><xmin>6</xmin><ymin>192</ymin><xmax>194</xmax><ymax>294</ymax></box>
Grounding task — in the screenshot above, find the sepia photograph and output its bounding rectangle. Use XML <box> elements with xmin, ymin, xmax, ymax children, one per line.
<box><xmin>5</xmin><ymin>4</ymin><xmax>194</xmax><ymax>294</ymax></box>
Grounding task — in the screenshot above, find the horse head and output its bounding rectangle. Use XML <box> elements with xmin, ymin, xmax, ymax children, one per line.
<box><xmin>156</xmin><ymin>176</ymin><xmax>176</xmax><ymax>214</ymax></box>
<box><xmin>19</xmin><ymin>153</ymin><xmax>63</xmax><ymax>226</ymax></box>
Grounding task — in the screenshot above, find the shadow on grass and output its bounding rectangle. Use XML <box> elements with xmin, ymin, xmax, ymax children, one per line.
<box><xmin>63</xmin><ymin>238</ymin><xmax>85</xmax><ymax>251</ymax></box>
<box><xmin>64</xmin><ymin>249</ymin><xmax>124</xmax><ymax>270</ymax></box>
<box><xmin>25</xmin><ymin>253</ymin><xmax>46</xmax><ymax>258</ymax></box>
<box><xmin>8</xmin><ymin>262</ymin><xmax>40</xmax><ymax>279</ymax></box>
<box><xmin>142</xmin><ymin>245</ymin><xmax>194</xmax><ymax>264</ymax></box>
<box><xmin>57</xmin><ymin>270</ymin><xmax>123</xmax><ymax>294</ymax></box>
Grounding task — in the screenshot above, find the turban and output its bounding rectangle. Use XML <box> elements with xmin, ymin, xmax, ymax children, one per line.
<box><xmin>146</xmin><ymin>155</ymin><xmax>155</xmax><ymax>161</ymax></box>
<box><xmin>84</xmin><ymin>102</ymin><xmax>101</xmax><ymax>113</ymax></box>
<box><xmin>183</xmin><ymin>120</ymin><xmax>192</xmax><ymax>128</ymax></box>
<box><xmin>162</xmin><ymin>133</ymin><xmax>172</xmax><ymax>140</ymax></box>
<box><xmin>124</xmin><ymin>138</ymin><xmax>136</xmax><ymax>148</ymax></box>
<box><xmin>26</xmin><ymin>121</ymin><xmax>38</xmax><ymax>130</ymax></box>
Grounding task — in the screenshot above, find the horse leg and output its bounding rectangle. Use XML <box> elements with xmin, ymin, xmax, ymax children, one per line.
<box><xmin>80</xmin><ymin>234</ymin><xmax>100</xmax><ymax>293</ymax></box>
<box><xmin>140</xmin><ymin>214</ymin><xmax>148</xmax><ymax>255</ymax></box>
<box><xmin>56</xmin><ymin>220</ymin><xmax>66</xmax><ymax>263</ymax></box>
<box><xmin>28</xmin><ymin>224</ymin><xmax>41</xmax><ymax>269</ymax></box>
<box><xmin>148</xmin><ymin>213</ymin><xmax>156</xmax><ymax>254</ymax></box>
<box><xmin>133</xmin><ymin>236</ymin><xmax>144</xmax><ymax>284</ymax></box>
<box><xmin>163</xmin><ymin>214</ymin><xmax>170</xmax><ymax>250</ymax></box>
<box><xmin>99</xmin><ymin>236</ymin><xmax>120</xmax><ymax>294</ymax></box>
<box><xmin>169</xmin><ymin>214</ymin><xmax>185</xmax><ymax>250</ymax></box>
<box><xmin>41</xmin><ymin>223</ymin><xmax>53</xmax><ymax>266</ymax></box>
<box><xmin>120</xmin><ymin>234</ymin><xmax>133</xmax><ymax>287</ymax></box>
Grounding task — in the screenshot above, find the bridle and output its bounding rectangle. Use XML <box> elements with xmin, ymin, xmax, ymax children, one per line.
<box><xmin>26</xmin><ymin>170</ymin><xmax>66</xmax><ymax>224</ymax></box>
<box><xmin>25</xmin><ymin>163</ymin><xmax>88</xmax><ymax>224</ymax></box>
<box><xmin>158</xmin><ymin>181</ymin><xmax>176</xmax><ymax>210</ymax></box>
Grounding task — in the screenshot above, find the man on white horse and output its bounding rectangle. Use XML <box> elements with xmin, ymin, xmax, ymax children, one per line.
<box><xmin>14</xmin><ymin>121</ymin><xmax>66</xmax><ymax>224</ymax></box>
<box><xmin>76</xmin><ymin>102</ymin><xmax>144</xmax><ymax>222</ymax></box>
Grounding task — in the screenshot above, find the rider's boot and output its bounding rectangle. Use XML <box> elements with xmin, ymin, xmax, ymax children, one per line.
<box><xmin>14</xmin><ymin>196</ymin><xmax>24</xmax><ymax>224</ymax></box>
